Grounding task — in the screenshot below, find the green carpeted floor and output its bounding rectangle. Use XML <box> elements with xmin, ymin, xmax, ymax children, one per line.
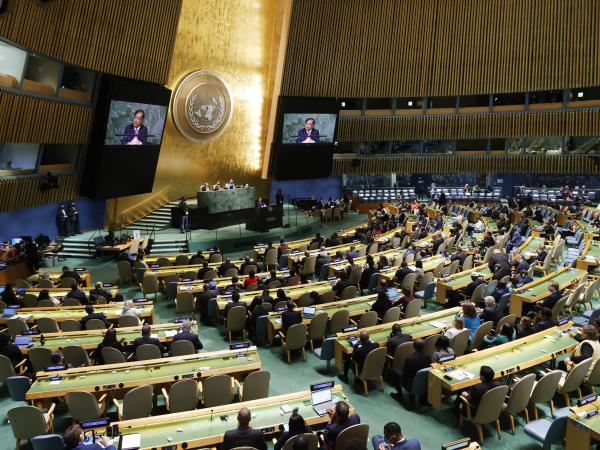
<box><xmin>0</xmin><ymin>215</ymin><xmax>569</xmax><ymax>450</ymax></box>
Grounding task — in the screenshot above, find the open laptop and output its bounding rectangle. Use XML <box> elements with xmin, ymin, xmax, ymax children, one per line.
<box><xmin>2</xmin><ymin>308</ymin><xmax>16</xmax><ymax>317</ymax></box>
<box><xmin>311</xmin><ymin>381</ymin><xmax>336</xmax><ymax>416</ymax></box>
<box><xmin>302</xmin><ymin>306</ymin><xmax>316</xmax><ymax>318</ymax></box>
<box><xmin>14</xmin><ymin>335</ymin><xmax>32</xmax><ymax>346</ymax></box>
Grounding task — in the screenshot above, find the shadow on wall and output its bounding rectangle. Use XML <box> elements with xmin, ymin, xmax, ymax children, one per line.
<box><xmin>0</xmin><ymin>198</ymin><xmax>106</xmax><ymax>240</ymax></box>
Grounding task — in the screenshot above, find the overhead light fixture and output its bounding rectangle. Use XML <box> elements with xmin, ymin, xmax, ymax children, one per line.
<box><xmin>341</xmin><ymin>101</ymin><xmax>346</xmax><ymax>107</ymax></box>
<box><xmin>578</xmin><ymin>91</ymin><xmax>584</xmax><ymax>98</ymax></box>
<box><xmin>407</xmin><ymin>101</ymin><xmax>413</xmax><ymax>106</ymax></box>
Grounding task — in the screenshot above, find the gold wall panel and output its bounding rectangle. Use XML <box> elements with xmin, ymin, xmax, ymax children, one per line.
<box><xmin>282</xmin><ymin>0</ymin><xmax>600</xmax><ymax>97</ymax></box>
<box><xmin>107</xmin><ymin>0</ymin><xmax>287</xmax><ymax>221</ymax></box>
<box><xmin>0</xmin><ymin>0</ymin><xmax>182</xmax><ymax>84</ymax></box>
<box><xmin>336</xmin><ymin>108</ymin><xmax>600</xmax><ymax>142</ymax></box>
<box><xmin>332</xmin><ymin>155</ymin><xmax>600</xmax><ymax>175</ymax></box>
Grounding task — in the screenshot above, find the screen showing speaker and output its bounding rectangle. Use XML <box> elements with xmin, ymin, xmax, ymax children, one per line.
<box><xmin>104</xmin><ymin>101</ymin><xmax>167</xmax><ymax>146</ymax></box>
<box><xmin>271</xmin><ymin>97</ymin><xmax>339</xmax><ymax>180</ymax></box>
<box><xmin>281</xmin><ymin>113</ymin><xmax>337</xmax><ymax>144</ymax></box>
<box><xmin>80</xmin><ymin>75</ymin><xmax>171</xmax><ymax>199</ymax></box>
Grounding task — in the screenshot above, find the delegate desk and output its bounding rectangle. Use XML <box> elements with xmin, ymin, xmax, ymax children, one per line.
<box><xmin>377</xmin><ymin>254</ymin><xmax>449</xmax><ymax>284</ymax></box>
<box><xmin>577</xmin><ymin>219</ymin><xmax>599</xmax><ymax>240</ymax></box>
<box><xmin>17</xmin><ymin>287</ymin><xmax>119</xmax><ymax>304</ymax></box>
<box><xmin>0</xmin><ymin>303</ymin><xmax>154</xmax><ymax>325</ymax></box>
<box><xmin>520</xmin><ymin>236</ymin><xmax>546</xmax><ymax>259</ymax></box>
<box><xmin>334</xmin><ymin>307</ymin><xmax>461</xmax><ymax>370</ymax></box>
<box><xmin>435</xmin><ymin>265</ymin><xmax>492</xmax><ymax>304</ymax></box>
<box><xmin>101</xmin><ymin>238</ymin><xmax>145</xmax><ymax>256</ymax></box>
<box><xmin>29</xmin><ymin>269</ymin><xmax>92</xmax><ymax>288</ymax></box>
<box><xmin>565</xmin><ymin>398</ymin><xmax>600</xmax><ymax>449</ymax></box>
<box><xmin>103</xmin><ymin>386</ymin><xmax>351</xmax><ymax>450</ymax></box>
<box><xmin>509</xmin><ymin>267</ymin><xmax>587</xmax><ymax>316</ymax></box>
<box><xmin>216</xmin><ymin>280</ymin><xmax>336</xmax><ymax>312</ymax></box>
<box><xmin>266</xmin><ymin>294</ymin><xmax>378</xmax><ymax>344</ymax></box>
<box><xmin>27</xmin><ymin>347</ymin><xmax>261</xmax><ymax>405</ymax></box>
<box><xmin>18</xmin><ymin>322</ymin><xmax>196</xmax><ymax>353</ymax></box>
<box><xmin>145</xmin><ymin>252</ymin><xmax>214</xmax><ymax>265</ymax></box>
<box><xmin>427</xmin><ymin>324</ymin><xmax>577</xmax><ymax>407</ymax></box>
<box><xmin>577</xmin><ymin>240</ymin><xmax>600</xmax><ymax>271</ymax></box>
<box><xmin>176</xmin><ymin>270</ymin><xmax>291</xmax><ymax>295</ymax></box>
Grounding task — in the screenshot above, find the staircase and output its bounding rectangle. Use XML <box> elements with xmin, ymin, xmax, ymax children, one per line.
<box><xmin>123</xmin><ymin>202</ymin><xmax>177</xmax><ymax>232</ymax></box>
<box><xmin>56</xmin><ymin>236</ymin><xmax>96</xmax><ymax>258</ymax></box>
<box><xmin>149</xmin><ymin>237</ymin><xmax>189</xmax><ymax>254</ymax></box>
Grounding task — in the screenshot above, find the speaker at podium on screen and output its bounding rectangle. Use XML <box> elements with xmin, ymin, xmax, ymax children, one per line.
<box><xmin>282</xmin><ymin>113</ymin><xmax>337</xmax><ymax>144</ymax></box>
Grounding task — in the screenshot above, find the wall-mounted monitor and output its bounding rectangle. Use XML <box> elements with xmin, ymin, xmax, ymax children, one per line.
<box><xmin>80</xmin><ymin>75</ymin><xmax>171</xmax><ymax>199</ymax></box>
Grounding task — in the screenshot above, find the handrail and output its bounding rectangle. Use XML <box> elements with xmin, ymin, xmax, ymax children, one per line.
<box><xmin>117</xmin><ymin>186</ymin><xmax>175</xmax><ymax>229</ymax></box>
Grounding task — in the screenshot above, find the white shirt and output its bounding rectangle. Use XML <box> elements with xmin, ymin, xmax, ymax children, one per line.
<box><xmin>133</xmin><ymin>126</ymin><xmax>140</xmax><ymax>136</ymax></box>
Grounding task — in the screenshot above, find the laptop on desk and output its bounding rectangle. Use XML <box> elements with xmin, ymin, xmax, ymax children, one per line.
<box><xmin>311</xmin><ymin>381</ymin><xmax>336</xmax><ymax>416</ymax></box>
<box><xmin>302</xmin><ymin>306</ymin><xmax>316</xmax><ymax>319</ymax></box>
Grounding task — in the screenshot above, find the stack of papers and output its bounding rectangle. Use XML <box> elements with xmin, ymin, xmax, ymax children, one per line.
<box><xmin>451</xmin><ymin>370</ymin><xmax>476</xmax><ymax>381</ymax></box>
<box><xmin>120</xmin><ymin>434</ymin><xmax>141</xmax><ymax>450</ymax></box>
<box><xmin>429</xmin><ymin>321</ymin><xmax>446</xmax><ymax>328</ymax></box>
<box><xmin>164</xmin><ymin>330</ymin><xmax>177</xmax><ymax>338</ymax></box>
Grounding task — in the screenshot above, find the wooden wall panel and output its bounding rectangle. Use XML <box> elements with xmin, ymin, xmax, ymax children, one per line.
<box><xmin>332</xmin><ymin>154</ymin><xmax>600</xmax><ymax>175</ymax></box>
<box><xmin>336</xmin><ymin>108</ymin><xmax>600</xmax><ymax>142</ymax></box>
<box><xmin>0</xmin><ymin>173</ymin><xmax>79</xmax><ymax>212</ymax></box>
<box><xmin>0</xmin><ymin>0</ymin><xmax>182</xmax><ymax>84</ymax></box>
<box><xmin>0</xmin><ymin>91</ymin><xmax>93</xmax><ymax>143</ymax></box>
<box><xmin>282</xmin><ymin>0</ymin><xmax>600</xmax><ymax>97</ymax></box>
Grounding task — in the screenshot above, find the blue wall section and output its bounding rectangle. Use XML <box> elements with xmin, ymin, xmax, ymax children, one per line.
<box><xmin>0</xmin><ymin>198</ymin><xmax>106</xmax><ymax>240</ymax></box>
<box><xmin>270</xmin><ymin>177</ymin><xmax>343</xmax><ymax>203</ymax></box>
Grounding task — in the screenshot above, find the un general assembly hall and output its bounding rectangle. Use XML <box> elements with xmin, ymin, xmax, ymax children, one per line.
<box><xmin>3</xmin><ymin>0</ymin><xmax>600</xmax><ymax>449</ymax></box>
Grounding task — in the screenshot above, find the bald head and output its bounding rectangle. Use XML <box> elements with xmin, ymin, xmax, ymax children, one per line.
<box><xmin>238</xmin><ymin>407</ymin><xmax>252</xmax><ymax>426</ymax></box>
<box><xmin>359</xmin><ymin>330</ymin><xmax>369</xmax><ymax>343</ymax></box>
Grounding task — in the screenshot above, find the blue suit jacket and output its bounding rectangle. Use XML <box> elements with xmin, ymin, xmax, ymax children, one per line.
<box><xmin>395</xmin><ymin>439</ymin><xmax>422</xmax><ymax>449</ymax></box>
<box><xmin>173</xmin><ymin>331</ymin><xmax>203</xmax><ymax>350</ymax></box>
<box><xmin>296</xmin><ymin>128</ymin><xmax>320</xmax><ymax>144</ymax></box>
<box><xmin>121</xmin><ymin>123</ymin><xmax>149</xmax><ymax>145</ymax></box>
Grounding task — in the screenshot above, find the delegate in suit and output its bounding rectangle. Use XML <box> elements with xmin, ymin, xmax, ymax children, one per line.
<box><xmin>120</xmin><ymin>109</ymin><xmax>149</xmax><ymax>145</ymax></box>
<box><xmin>295</xmin><ymin>117</ymin><xmax>320</xmax><ymax>143</ymax></box>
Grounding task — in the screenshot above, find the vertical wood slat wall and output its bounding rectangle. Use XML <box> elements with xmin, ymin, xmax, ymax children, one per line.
<box><xmin>336</xmin><ymin>108</ymin><xmax>600</xmax><ymax>141</ymax></box>
<box><xmin>332</xmin><ymin>155</ymin><xmax>600</xmax><ymax>175</ymax></box>
<box><xmin>0</xmin><ymin>0</ymin><xmax>183</xmax><ymax>85</ymax></box>
<box><xmin>0</xmin><ymin>174</ymin><xmax>79</xmax><ymax>212</ymax></box>
<box><xmin>282</xmin><ymin>0</ymin><xmax>600</xmax><ymax>97</ymax></box>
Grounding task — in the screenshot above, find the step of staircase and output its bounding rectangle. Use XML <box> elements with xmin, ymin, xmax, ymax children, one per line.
<box><xmin>124</xmin><ymin>204</ymin><xmax>175</xmax><ymax>231</ymax></box>
<box><xmin>56</xmin><ymin>237</ymin><xmax>96</xmax><ymax>258</ymax></box>
<box><xmin>149</xmin><ymin>238</ymin><xmax>189</xmax><ymax>254</ymax></box>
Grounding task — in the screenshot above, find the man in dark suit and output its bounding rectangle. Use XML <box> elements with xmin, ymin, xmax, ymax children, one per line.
<box><xmin>89</xmin><ymin>281</ymin><xmax>113</xmax><ymax>304</ymax></box>
<box><xmin>460</xmin><ymin>365</ymin><xmax>501</xmax><ymax>415</ymax></box>
<box><xmin>281</xmin><ymin>300</ymin><xmax>302</xmax><ymax>335</ymax></box>
<box><xmin>295</xmin><ymin>117</ymin><xmax>320</xmax><ymax>144</ymax></box>
<box><xmin>250</xmin><ymin>296</ymin><xmax>271</xmax><ymax>334</ymax></box>
<box><xmin>390</xmin><ymin>338</ymin><xmax>431</xmax><ymax>401</ymax></box>
<box><xmin>120</xmin><ymin>109</ymin><xmax>149</xmax><ymax>145</ymax></box>
<box><xmin>218</xmin><ymin>258</ymin><xmax>237</xmax><ymax>277</ymax></box>
<box><xmin>371</xmin><ymin>291</ymin><xmax>392</xmax><ymax>319</ymax></box>
<box><xmin>173</xmin><ymin>320</ymin><xmax>203</xmax><ymax>350</ymax></box>
<box><xmin>340</xmin><ymin>330</ymin><xmax>379</xmax><ymax>381</ymax></box>
<box><xmin>386</xmin><ymin>323</ymin><xmax>412</xmax><ymax>354</ymax></box>
<box><xmin>394</xmin><ymin>262</ymin><xmax>413</xmax><ymax>285</ymax></box>
<box><xmin>133</xmin><ymin>324</ymin><xmax>165</xmax><ymax>353</ymax></box>
<box><xmin>480</xmin><ymin>296</ymin><xmax>502</xmax><ymax>326</ymax></box>
<box><xmin>309</xmin><ymin>233</ymin><xmax>324</xmax><ymax>248</ymax></box>
<box><xmin>197</xmin><ymin>262</ymin><xmax>213</xmax><ymax>280</ymax></box>
<box><xmin>195</xmin><ymin>283</ymin><xmax>216</xmax><ymax>324</ymax></box>
<box><xmin>487</xmin><ymin>249</ymin><xmax>509</xmax><ymax>273</ymax></box>
<box><xmin>80</xmin><ymin>305</ymin><xmax>110</xmax><ymax>329</ymax></box>
<box><xmin>66</xmin><ymin>284</ymin><xmax>88</xmax><ymax>304</ymax></box>
<box><xmin>532</xmin><ymin>308</ymin><xmax>558</xmax><ymax>332</ymax></box>
<box><xmin>322</xmin><ymin>401</ymin><xmax>361</xmax><ymax>450</ymax></box>
<box><xmin>60</xmin><ymin>266</ymin><xmax>81</xmax><ymax>284</ymax></box>
<box><xmin>333</xmin><ymin>272</ymin><xmax>353</xmax><ymax>297</ymax></box>
<box><xmin>537</xmin><ymin>281</ymin><xmax>562</xmax><ymax>310</ymax></box>
<box><xmin>224</xmin><ymin>291</ymin><xmax>247</xmax><ymax>319</ymax></box>
<box><xmin>222</xmin><ymin>407</ymin><xmax>267</xmax><ymax>450</ymax></box>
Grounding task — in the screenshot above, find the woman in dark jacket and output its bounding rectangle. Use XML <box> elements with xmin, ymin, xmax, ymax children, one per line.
<box><xmin>274</xmin><ymin>412</ymin><xmax>312</xmax><ymax>450</ymax></box>
<box><xmin>94</xmin><ymin>329</ymin><xmax>124</xmax><ymax>364</ymax></box>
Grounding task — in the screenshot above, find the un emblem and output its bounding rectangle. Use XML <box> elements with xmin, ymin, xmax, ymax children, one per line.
<box><xmin>172</xmin><ymin>71</ymin><xmax>233</xmax><ymax>142</ymax></box>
